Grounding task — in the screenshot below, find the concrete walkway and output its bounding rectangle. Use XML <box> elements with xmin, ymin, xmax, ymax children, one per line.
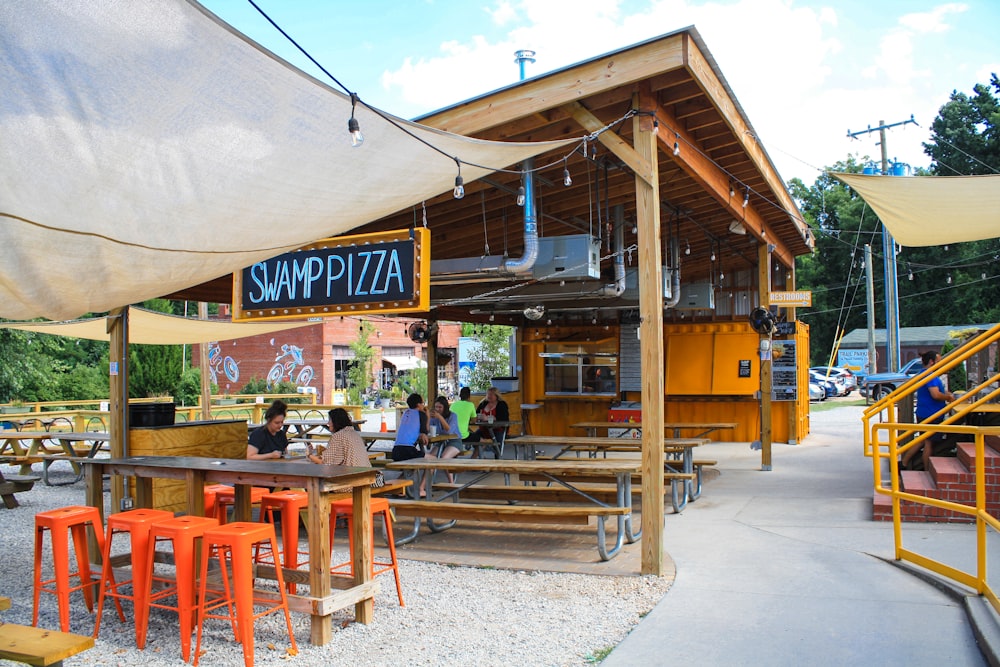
<box><xmin>604</xmin><ymin>403</ymin><xmax>997</xmax><ymax>666</ymax></box>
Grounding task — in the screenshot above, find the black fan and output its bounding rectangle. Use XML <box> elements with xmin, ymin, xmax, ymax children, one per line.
<box><xmin>407</xmin><ymin>322</ymin><xmax>430</xmax><ymax>343</ymax></box>
<box><xmin>748</xmin><ymin>307</ymin><xmax>775</xmax><ymax>335</ymax></box>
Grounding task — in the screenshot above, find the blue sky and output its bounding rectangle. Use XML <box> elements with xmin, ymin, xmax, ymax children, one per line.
<box><xmin>199</xmin><ymin>0</ymin><xmax>999</xmax><ymax>184</ymax></box>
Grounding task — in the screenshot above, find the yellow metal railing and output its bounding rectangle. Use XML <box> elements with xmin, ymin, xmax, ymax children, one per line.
<box><xmin>873</xmin><ymin>421</ymin><xmax>1000</xmax><ymax>613</ymax></box>
<box><xmin>862</xmin><ymin>322</ymin><xmax>1000</xmax><ymax>612</ymax></box>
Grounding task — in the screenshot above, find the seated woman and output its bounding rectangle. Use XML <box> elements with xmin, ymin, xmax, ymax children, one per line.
<box><xmin>428</xmin><ymin>395</ymin><xmax>463</xmax><ymax>460</ymax></box>
<box><xmin>306</xmin><ymin>408</ymin><xmax>373</xmax><ymax>492</ymax></box>
<box><xmin>391</xmin><ymin>393</ymin><xmax>430</xmax><ymax>461</ymax></box>
<box><xmin>247</xmin><ymin>399</ymin><xmax>288</xmax><ymax>460</ymax></box>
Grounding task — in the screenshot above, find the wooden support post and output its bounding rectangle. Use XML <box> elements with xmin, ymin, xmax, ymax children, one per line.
<box><xmin>198</xmin><ymin>302</ymin><xmax>212</xmax><ymax>421</ymax></box>
<box><xmin>107</xmin><ymin>307</ymin><xmax>127</xmax><ymax>515</ymax></box>
<box><xmin>758</xmin><ymin>244</ymin><xmax>773</xmax><ymax>470</ymax></box>
<box><xmin>633</xmin><ymin>94</ymin><xmax>666</xmax><ymax>576</ymax></box>
<box><xmin>427</xmin><ymin>324</ymin><xmax>438</xmax><ymax>403</ymax></box>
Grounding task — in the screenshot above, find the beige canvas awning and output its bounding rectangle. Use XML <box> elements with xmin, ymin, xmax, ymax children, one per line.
<box><xmin>0</xmin><ymin>1</ymin><xmax>574</xmax><ymax>321</ymax></box>
<box><xmin>833</xmin><ymin>173</ymin><xmax>1000</xmax><ymax>247</ymax></box>
<box><xmin>0</xmin><ymin>307</ymin><xmax>313</xmax><ymax>344</ymax></box>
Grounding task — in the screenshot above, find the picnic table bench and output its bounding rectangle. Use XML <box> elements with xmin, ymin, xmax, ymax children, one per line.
<box><xmin>571</xmin><ymin>420</ymin><xmax>737</xmax><ymax>439</ymax></box>
<box><xmin>0</xmin><ymin>456</ymin><xmax>40</xmax><ymax>508</ymax></box>
<box><xmin>386</xmin><ymin>458</ymin><xmax>641</xmax><ymax>561</ymax></box>
<box><xmin>0</xmin><ymin>431</ymin><xmax>109</xmax><ymax>485</ymax></box>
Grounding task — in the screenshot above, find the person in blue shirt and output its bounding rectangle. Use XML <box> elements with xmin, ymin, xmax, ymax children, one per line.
<box><xmin>909</xmin><ymin>350</ymin><xmax>956</xmax><ymax>470</ymax></box>
<box><xmin>392</xmin><ymin>393</ymin><xmax>430</xmax><ymax>461</ymax></box>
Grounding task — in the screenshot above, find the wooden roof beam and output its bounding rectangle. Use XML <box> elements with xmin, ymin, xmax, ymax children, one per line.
<box><xmin>563</xmin><ymin>101</ymin><xmax>655</xmax><ymax>187</ymax></box>
<box><xmin>654</xmin><ymin>105</ymin><xmax>796</xmax><ymax>268</ymax></box>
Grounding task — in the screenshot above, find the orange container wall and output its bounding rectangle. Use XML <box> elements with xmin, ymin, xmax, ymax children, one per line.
<box><xmin>519</xmin><ymin>321</ymin><xmax>811</xmax><ymax>444</ymax></box>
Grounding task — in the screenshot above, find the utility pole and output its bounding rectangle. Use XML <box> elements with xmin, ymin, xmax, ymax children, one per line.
<box><xmin>865</xmin><ymin>245</ymin><xmax>877</xmax><ymax>376</ymax></box>
<box><xmin>847</xmin><ymin>115</ymin><xmax>916</xmax><ymax>372</ymax></box>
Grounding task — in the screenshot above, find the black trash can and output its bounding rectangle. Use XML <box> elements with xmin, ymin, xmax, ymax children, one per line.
<box><xmin>129</xmin><ymin>402</ymin><xmax>176</xmax><ymax>427</ymax></box>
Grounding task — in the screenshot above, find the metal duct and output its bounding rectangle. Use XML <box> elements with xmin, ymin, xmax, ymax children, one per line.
<box><xmin>664</xmin><ymin>235</ymin><xmax>681</xmax><ymax>309</ymax></box>
<box><xmin>430</xmin><ymin>158</ymin><xmax>538</xmax><ymax>280</ymax></box>
<box><xmin>597</xmin><ymin>205</ymin><xmax>627</xmax><ymax>297</ymax></box>
<box><xmin>503</xmin><ymin>157</ymin><xmax>538</xmax><ymax>274</ymax></box>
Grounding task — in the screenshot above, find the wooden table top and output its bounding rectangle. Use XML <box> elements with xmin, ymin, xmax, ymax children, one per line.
<box><xmin>571</xmin><ymin>421</ymin><xmax>737</xmax><ymax>430</ymax></box>
<box><xmin>510</xmin><ymin>435</ymin><xmax>707</xmax><ymax>448</ymax></box>
<box><xmin>386</xmin><ymin>457</ymin><xmax>642</xmax><ymax>476</ymax></box>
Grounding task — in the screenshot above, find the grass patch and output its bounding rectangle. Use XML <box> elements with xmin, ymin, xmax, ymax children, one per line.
<box><xmin>584</xmin><ymin>646</ymin><xmax>615</xmax><ymax>663</ymax></box>
<box><xmin>810</xmin><ymin>398</ymin><xmax>867</xmax><ymax>412</ymax></box>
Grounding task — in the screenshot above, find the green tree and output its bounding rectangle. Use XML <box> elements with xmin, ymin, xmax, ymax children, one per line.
<box><xmin>347</xmin><ymin>321</ymin><xmax>376</xmax><ymax>404</ymax></box>
<box><xmin>128</xmin><ymin>300</ymin><xmax>183</xmax><ymax>398</ymax></box>
<box><xmin>923</xmin><ymin>75</ymin><xmax>1000</xmax><ymax>176</ymax></box>
<box><xmin>462</xmin><ymin>324</ymin><xmax>513</xmax><ymax>391</ymax></box>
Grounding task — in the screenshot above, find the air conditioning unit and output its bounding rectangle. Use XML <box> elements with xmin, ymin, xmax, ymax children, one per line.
<box><xmin>623</xmin><ymin>267</ymin><xmax>673</xmax><ymax>301</ymax></box>
<box><xmin>532</xmin><ymin>235</ymin><xmax>601</xmax><ymax>280</ymax></box>
<box><xmin>676</xmin><ymin>282</ymin><xmax>715</xmax><ymax>310</ymax></box>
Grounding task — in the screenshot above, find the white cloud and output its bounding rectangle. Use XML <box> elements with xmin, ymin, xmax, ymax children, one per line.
<box><xmin>899</xmin><ymin>2</ymin><xmax>967</xmax><ymax>33</ymax></box>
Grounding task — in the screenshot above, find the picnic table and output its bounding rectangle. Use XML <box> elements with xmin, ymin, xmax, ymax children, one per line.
<box><xmin>507</xmin><ymin>434</ymin><xmax>709</xmax><ymax>511</ymax></box>
<box><xmin>82</xmin><ymin>455</ymin><xmax>377</xmax><ymax>646</ymax></box>
<box><xmin>0</xmin><ymin>454</ymin><xmax>40</xmax><ymax>509</ymax></box>
<box><xmin>385</xmin><ymin>457</ymin><xmax>641</xmax><ymax>560</ymax></box>
<box><xmin>571</xmin><ymin>420</ymin><xmax>737</xmax><ymax>439</ymax></box>
<box><xmin>358</xmin><ymin>431</ymin><xmax>458</xmax><ymax>454</ymax></box>
<box><xmin>0</xmin><ymin>431</ymin><xmax>109</xmax><ymax>485</ymax></box>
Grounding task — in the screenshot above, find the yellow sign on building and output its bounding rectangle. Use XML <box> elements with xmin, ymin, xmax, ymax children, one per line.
<box><xmin>768</xmin><ymin>291</ymin><xmax>812</xmax><ymax>307</ymax></box>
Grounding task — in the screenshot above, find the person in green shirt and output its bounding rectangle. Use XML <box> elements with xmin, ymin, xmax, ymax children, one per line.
<box><xmin>450</xmin><ymin>386</ymin><xmax>477</xmax><ymax>443</ymax></box>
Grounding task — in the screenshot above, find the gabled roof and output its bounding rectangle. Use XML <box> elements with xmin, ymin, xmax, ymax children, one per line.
<box><xmin>841</xmin><ymin>324</ymin><xmax>996</xmax><ymax>348</ymax></box>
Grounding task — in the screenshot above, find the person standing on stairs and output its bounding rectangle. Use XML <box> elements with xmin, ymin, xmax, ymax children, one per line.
<box><xmin>909</xmin><ymin>350</ymin><xmax>957</xmax><ymax>471</ymax></box>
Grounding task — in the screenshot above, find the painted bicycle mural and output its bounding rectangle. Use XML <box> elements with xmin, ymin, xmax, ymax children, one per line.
<box><xmin>267</xmin><ymin>343</ymin><xmax>314</xmax><ymax>389</ymax></box>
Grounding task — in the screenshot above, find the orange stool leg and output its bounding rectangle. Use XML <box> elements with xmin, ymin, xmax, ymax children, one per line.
<box><xmin>330</xmin><ymin>497</ymin><xmax>404</xmax><ymax>607</ymax></box>
<box><xmin>143</xmin><ymin>515</ymin><xmax>219</xmax><ymax>662</ymax></box>
<box><xmin>258</xmin><ymin>490</ymin><xmax>308</xmax><ymax>593</ymax></box>
<box><xmin>93</xmin><ymin>508</ymin><xmax>173</xmax><ymax>643</ymax></box>
<box><xmin>194</xmin><ymin>522</ymin><xmax>297</xmax><ymax>667</ymax></box>
<box><xmin>33</xmin><ymin>506</ymin><xmax>105</xmax><ymax>633</ymax></box>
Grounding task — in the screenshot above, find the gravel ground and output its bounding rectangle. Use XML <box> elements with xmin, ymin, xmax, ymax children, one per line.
<box><xmin>1</xmin><ymin>461</ymin><xmax>670</xmax><ymax>667</ymax></box>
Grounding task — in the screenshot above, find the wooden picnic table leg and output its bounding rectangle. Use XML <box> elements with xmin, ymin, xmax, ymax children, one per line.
<box><xmin>306</xmin><ymin>479</ymin><xmax>332</xmax><ymax>644</ymax></box>
<box><xmin>352</xmin><ymin>482</ymin><xmax>373</xmax><ymax>625</ymax></box>
<box><xmin>84</xmin><ymin>463</ymin><xmax>105</xmax><ymax>565</ymax></box>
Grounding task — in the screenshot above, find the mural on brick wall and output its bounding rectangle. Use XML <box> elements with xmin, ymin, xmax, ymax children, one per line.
<box><xmin>208</xmin><ymin>342</ymin><xmax>240</xmax><ymax>386</ymax></box>
<box><xmin>267</xmin><ymin>340</ymin><xmax>315</xmax><ymax>389</ymax></box>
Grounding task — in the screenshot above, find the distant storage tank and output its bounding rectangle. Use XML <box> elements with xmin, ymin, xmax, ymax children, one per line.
<box><xmin>862</xmin><ymin>162</ymin><xmax>880</xmax><ymax>175</ymax></box>
<box><xmin>890</xmin><ymin>161</ymin><xmax>911</xmax><ymax>176</ymax></box>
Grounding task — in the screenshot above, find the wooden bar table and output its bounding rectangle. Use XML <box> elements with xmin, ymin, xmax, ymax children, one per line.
<box><xmin>82</xmin><ymin>455</ymin><xmax>377</xmax><ymax>645</ymax></box>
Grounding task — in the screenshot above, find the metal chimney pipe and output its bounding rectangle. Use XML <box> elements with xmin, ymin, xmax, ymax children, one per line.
<box><xmin>514</xmin><ymin>49</ymin><xmax>536</xmax><ymax>81</ymax></box>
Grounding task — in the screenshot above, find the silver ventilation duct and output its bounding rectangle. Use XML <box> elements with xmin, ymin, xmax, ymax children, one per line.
<box><xmin>503</xmin><ymin>157</ymin><xmax>538</xmax><ymax>274</ymax></box>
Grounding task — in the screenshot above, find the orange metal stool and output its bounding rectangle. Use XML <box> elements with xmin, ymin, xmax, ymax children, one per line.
<box><xmin>202</xmin><ymin>484</ymin><xmax>232</xmax><ymax>520</ymax></box>
<box><xmin>33</xmin><ymin>505</ymin><xmax>105</xmax><ymax>632</ymax></box>
<box><xmin>256</xmin><ymin>490</ymin><xmax>308</xmax><ymax>593</ymax></box>
<box><xmin>213</xmin><ymin>486</ymin><xmax>269</xmax><ymax>524</ymax></box>
<box><xmin>194</xmin><ymin>521</ymin><xmax>297</xmax><ymax>667</ymax></box>
<box><xmin>330</xmin><ymin>496</ymin><xmax>404</xmax><ymax>606</ymax></box>
<box><xmin>142</xmin><ymin>515</ymin><xmax>220</xmax><ymax>662</ymax></box>
<box><xmin>93</xmin><ymin>508</ymin><xmax>174</xmax><ymax>643</ymax></box>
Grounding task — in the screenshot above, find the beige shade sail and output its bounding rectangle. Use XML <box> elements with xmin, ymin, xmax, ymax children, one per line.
<box><xmin>381</xmin><ymin>355</ymin><xmax>427</xmax><ymax>371</ymax></box>
<box><xmin>833</xmin><ymin>173</ymin><xmax>1000</xmax><ymax>247</ymax></box>
<box><xmin>0</xmin><ymin>1</ymin><xmax>574</xmax><ymax>321</ymax></box>
<box><xmin>0</xmin><ymin>307</ymin><xmax>314</xmax><ymax>345</ymax></box>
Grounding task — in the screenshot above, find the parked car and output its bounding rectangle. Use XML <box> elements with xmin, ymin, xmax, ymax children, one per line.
<box><xmin>862</xmin><ymin>358</ymin><xmax>926</xmax><ymax>399</ymax></box>
<box><xmin>808</xmin><ymin>380</ymin><xmax>826</xmax><ymax>402</ymax></box>
<box><xmin>810</xmin><ymin>366</ymin><xmax>857</xmax><ymax>396</ymax></box>
<box><xmin>809</xmin><ymin>370</ymin><xmax>838</xmax><ymax>399</ymax></box>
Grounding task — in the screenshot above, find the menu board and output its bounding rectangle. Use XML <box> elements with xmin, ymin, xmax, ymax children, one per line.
<box><xmin>771</xmin><ymin>340</ymin><xmax>797</xmax><ymax>401</ymax></box>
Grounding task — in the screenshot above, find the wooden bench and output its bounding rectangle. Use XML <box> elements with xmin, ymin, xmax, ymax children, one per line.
<box><xmin>389</xmin><ymin>497</ymin><xmax>632</xmax><ymax>560</ymax></box>
<box><xmin>0</xmin><ymin>472</ymin><xmax>40</xmax><ymax>509</ymax></box>
<box><xmin>0</xmin><ymin>623</ymin><xmax>94</xmax><ymax>666</ymax></box>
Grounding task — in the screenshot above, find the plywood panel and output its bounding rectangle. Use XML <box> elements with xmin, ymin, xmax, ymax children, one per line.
<box><xmin>129</xmin><ymin>421</ymin><xmax>246</xmax><ymax>513</ymax></box>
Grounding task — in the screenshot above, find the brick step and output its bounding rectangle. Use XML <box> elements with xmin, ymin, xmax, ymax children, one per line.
<box><xmin>872</xmin><ymin>491</ymin><xmax>974</xmax><ymax>523</ymax></box>
<box><xmin>956</xmin><ymin>439</ymin><xmax>1000</xmax><ymax>472</ymax></box>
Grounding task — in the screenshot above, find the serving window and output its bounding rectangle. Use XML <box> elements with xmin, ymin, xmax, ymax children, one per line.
<box><xmin>540</xmin><ymin>343</ymin><xmax>618</xmax><ymax>396</ymax></box>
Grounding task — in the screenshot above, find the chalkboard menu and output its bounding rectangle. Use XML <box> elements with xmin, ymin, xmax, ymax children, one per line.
<box><xmin>771</xmin><ymin>340</ymin><xmax>797</xmax><ymax>401</ymax></box>
<box><xmin>233</xmin><ymin>228</ymin><xmax>429</xmax><ymax>321</ymax></box>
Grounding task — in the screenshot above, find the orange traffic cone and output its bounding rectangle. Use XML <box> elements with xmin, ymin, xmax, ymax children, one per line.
<box><xmin>380</xmin><ymin>409</ymin><xmax>388</xmax><ymax>432</ymax></box>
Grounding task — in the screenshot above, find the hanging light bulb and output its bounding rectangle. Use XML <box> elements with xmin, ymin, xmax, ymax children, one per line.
<box><xmin>563</xmin><ymin>162</ymin><xmax>572</xmax><ymax>187</ymax></box>
<box><xmin>673</xmin><ymin>141</ymin><xmax>680</xmax><ymax>156</ymax></box>
<box><xmin>685</xmin><ymin>239</ymin><xmax>691</xmax><ymax>255</ymax></box>
<box><xmin>489</xmin><ymin>313</ymin><xmax>495</xmax><ymax>322</ymax></box>
<box><xmin>982</xmin><ymin>272</ymin><xmax>987</xmax><ymax>280</ymax></box>
<box><xmin>710</xmin><ymin>249</ymin><xmax>716</xmax><ymax>262</ymax></box>
<box><xmin>720</xmin><ymin>271</ymin><xmax>725</xmax><ymax>281</ymax></box>
<box><xmin>908</xmin><ymin>267</ymin><xmax>914</xmax><ymax>280</ymax></box>
<box><xmin>516</xmin><ymin>185</ymin><xmax>526</xmax><ymax>206</ymax></box>
<box><xmin>453</xmin><ymin>174</ymin><xmax>465</xmax><ymax>199</ymax></box>
<box><xmin>347</xmin><ymin>93</ymin><xmax>364</xmax><ymax>147</ymax></box>
<box><xmin>947</xmin><ymin>273</ymin><xmax>952</xmax><ymax>284</ymax></box>
<box><xmin>729</xmin><ymin>183</ymin><xmax>735</xmax><ymax>198</ymax></box>
<box><xmin>742</xmin><ymin>188</ymin><xmax>750</xmax><ymax>208</ymax></box>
